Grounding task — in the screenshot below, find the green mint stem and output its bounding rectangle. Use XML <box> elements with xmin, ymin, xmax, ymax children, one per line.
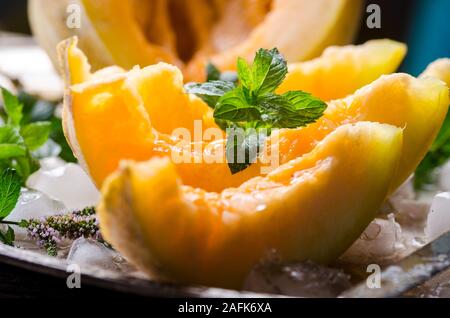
<box><xmin>0</xmin><ymin>220</ymin><xmax>20</xmax><ymax>225</ymax></box>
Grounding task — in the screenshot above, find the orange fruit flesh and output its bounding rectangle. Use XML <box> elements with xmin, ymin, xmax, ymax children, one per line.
<box><xmin>67</xmin><ymin>68</ymin><xmax>448</xmax><ymax>193</ymax></box>
<box><xmin>60</xmin><ymin>38</ymin><xmax>430</xmax><ymax>193</ymax></box>
<box><xmin>278</xmin><ymin>39</ymin><xmax>407</xmax><ymax>101</ymax></box>
<box><xmin>98</xmin><ymin>122</ymin><xmax>403</xmax><ymax>288</ymax></box>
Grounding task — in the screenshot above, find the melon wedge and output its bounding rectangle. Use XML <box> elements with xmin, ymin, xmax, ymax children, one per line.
<box><xmin>98</xmin><ymin>122</ymin><xmax>403</xmax><ymax>289</ymax></box>
<box><xmin>278</xmin><ymin>39</ymin><xmax>407</xmax><ymax>101</ymax></box>
<box><xmin>30</xmin><ymin>0</ymin><xmax>362</xmax><ymax>81</ymax></box>
<box><xmin>420</xmin><ymin>58</ymin><xmax>450</xmax><ymax>87</ymax></box>
<box><xmin>59</xmin><ymin>37</ymin><xmax>443</xmax><ymax>193</ymax></box>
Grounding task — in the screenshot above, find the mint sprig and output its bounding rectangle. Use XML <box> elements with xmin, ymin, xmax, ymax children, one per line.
<box><xmin>1</xmin><ymin>88</ymin><xmax>52</xmax><ymax>182</ymax></box>
<box><xmin>0</xmin><ymin>87</ymin><xmax>55</xmax><ymax>246</ymax></box>
<box><xmin>186</xmin><ymin>49</ymin><xmax>327</xmax><ymax>174</ymax></box>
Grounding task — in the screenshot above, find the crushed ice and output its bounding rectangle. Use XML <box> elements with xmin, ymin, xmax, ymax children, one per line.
<box><xmin>27</xmin><ymin>158</ymin><xmax>100</xmax><ymax>210</ymax></box>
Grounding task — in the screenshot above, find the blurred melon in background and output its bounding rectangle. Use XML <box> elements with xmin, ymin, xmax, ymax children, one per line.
<box><xmin>27</xmin><ymin>0</ymin><xmax>363</xmax><ymax>81</ymax></box>
<box><xmin>2</xmin><ymin>0</ymin><xmax>448</xmax><ymax>78</ymax></box>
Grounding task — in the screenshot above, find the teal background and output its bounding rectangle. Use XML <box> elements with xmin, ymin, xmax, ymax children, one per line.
<box><xmin>402</xmin><ymin>0</ymin><xmax>450</xmax><ymax>75</ymax></box>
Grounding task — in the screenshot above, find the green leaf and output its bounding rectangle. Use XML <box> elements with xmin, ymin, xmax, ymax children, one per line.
<box><xmin>0</xmin><ymin>144</ymin><xmax>27</xmax><ymax>159</ymax></box>
<box><xmin>283</xmin><ymin>91</ymin><xmax>328</xmax><ymax>118</ymax></box>
<box><xmin>206</xmin><ymin>62</ymin><xmax>221</xmax><ymax>81</ymax></box>
<box><xmin>214</xmin><ymin>87</ymin><xmax>261</xmax><ymax>122</ymax></box>
<box><xmin>226</xmin><ymin>128</ymin><xmax>267</xmax><ymax>174</ymax></box>
<box><xmin>185</xmin><ymin>81</ymin><xmax>235</xmax><ymax>108</ymax></box>
<box><xmin>257</xmin><ymin>92</ymin><xmax>327</xmax><ymax>128</ymax></box>
<box><xmin>252</xmin><ymin>48</ymin><xmax>288</xmax><ymax>96</ymax></box>
<box><xmin>20</xmin><ymin>121</ymin><xmax>52</xmax><ymax>150</ymax></box>
<box><xmin>13</xmin><ymin>155</ymin><xmax>39</xmax><ymax>182</ymax></box>
<box><xmin>0</xmin><ymin>226</ymin><xmax>15</xmax><ymax>246</ymax></box>
<box><xmin>237</xmin><ymin>57</ymin><xmax>253</xmax><ymax>90</ymax></box>
<box><xmin>0</xmin><ymin>126</ymin><xmax>23</xmax><ymax>144</ymax></box>
<box><xmin>198</xmin><ymin>48</ymin><xmax>327</xmax><ymax>174</ymax></box>
<box><xmin>1</xmin><ymin>87</ymin><xmax>23</xmax><ymax>126</ymax></box>
<box><xmin>0</xmin><ymin>168</ymin><xmax>21</xmax><ymax>219</ymax></box>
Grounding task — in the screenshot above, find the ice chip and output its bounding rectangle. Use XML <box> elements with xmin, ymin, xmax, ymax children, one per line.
<box><xmin>425</xmin><ymin>192</ymin><xmax>450</xmax><ymax>241</ymax></box>
<box><xmin>5</xmin><ymin>189</ymin><xmax>66</xmax><ymax>222</ymax></box>
<box><xmin>27</xmin><ymin>163</ymin><xmax>100</xmax><ymax>210</ymax></box>
<box><xmin>39</xmin><ymin>157</ymin><xmax>66</xmax><ymax>170</ymax></box>
<box><xmin>244</xmin><ymin>260</ymin><xmax>351</xmax><ymax>297</ymax></box>
<box><xmin>4</xmin><ymin>189</ymin><xmax>66</xmax><ymax>241</ymax></box>
<box><xmin>67</xmin><ymin>238</ymin><xmax>130</xmax><ymax>272</ymax></box>
<box><xmin>341</xmin><ymin>215</ymin><xmax>405</xmax><ymax>264</ymax></box>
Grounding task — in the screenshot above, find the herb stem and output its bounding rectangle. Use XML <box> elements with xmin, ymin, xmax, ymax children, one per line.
<box><xmin>0</xmin><ymin>220</ymin><xmax>20</xmax><ymax>225</ymax></box>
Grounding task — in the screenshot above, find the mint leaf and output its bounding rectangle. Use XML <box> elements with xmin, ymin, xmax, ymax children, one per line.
<box><xmin>1</xmin><ymin>88</ymin><xmax>23</xmax><ymax>126</ymax></box>
<box><xmin>206</xmin><ymin>62</ymin><xmax>221</xmax><ymax>81</ymax></box>
<box><xmin>13</xmin><ymin>155</ymin><xmax>39</xmax><ymax>182</ymax></box>
<box><xmin>252</xmin><ymin>48</ymin><xmax>288</xmax><ymax>96</ymax></box>
<box><xmin>0</xmin><ymin>126</ymin><xmax>23</xmax><ymax>144</ymax></box>
<box><xmin>237</xmin><ymin>49</ymin><xmax>288</xmax><ymax>97</ymax></box>
<box><xmin>237</xmin><ymin>57</ymin><xmax>253</xmax><ymax>90</ymax></box>
<box><xmin>214</xmin><ymin>87</ymin><xmax>261</xmax><ymax>122</ymax></box>
<box><xmin>0</xmin><ymin>226</ymin><xmax>15</xmax><ymax>246</ymax></box>
<box><xmin>283</xmin><ymin>91</ymin><xmax>328</xmax><ymax>118</ymax></box>
<box><xmin>226</xmin><ymin>128</ymin><xmax>266</xmax><ymax>174</ymax></box>
<box><xmin>20</xmin><ymin>121</ymin><xmax>52</xmax><ymax>150</ymax></box>
<box><xmin>185</xmin><ymin>81</ymin><xmax>235</xmax><ymax>109</ymax></box>
<box><xmin>256</xmin><ymin>92</ymin><xmax>326</xmax><ymax>129</ymax></box>
<box><xmin>184</xmin><ymin>48</ymin><xmax>327</xmax><ymax>174</ymax></box>
<box><xmin>0</xmin><ymin>144</ymin><xmax>26</xmax><ymax>159</ymax></box>
<box><xmin>0</xmin><ymin>169</ymin><xmax>21</xmax><ymax>219</ymax></box>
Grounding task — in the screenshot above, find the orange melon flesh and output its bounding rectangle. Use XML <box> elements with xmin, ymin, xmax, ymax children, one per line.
<box><xmin>32</xmin><ymin>0</ymin><xmax>361</xmax><ymax>81</ymax></box>
<box><xmin>60</xmin><ymin>37</ymin><xmax>435</xmax><ymax>192</ymax></box>
<box><xmin>278</xmin><ymin>39</ymin><xmax>407</xmax><ymax>101</ymax></box>
<box><xmin>196</xmin><ymin>0</ymin><xmax>363</xmax><ymax>80</ymax></box>
<box><xmin>98</xmin><ymin>122</ymin><xmax>403</xmax><ymax>289</ymax></box>
<box><xmin>420</xmin><ymin>58</ymin><xmax>450</xmax><ymax>87</ymax></box>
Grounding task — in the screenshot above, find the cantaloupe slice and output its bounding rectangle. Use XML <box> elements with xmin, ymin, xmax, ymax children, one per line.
<box><xmin>420</xmin><ymin>58</ymin><xmax>450</xmax><ymax>87</ymax></box>
<box><xmin>59</xmin><ymin>38</ymin><xmax>448</xmax><ymax>192</ymax></box>
<box><xmin>98</xmin><ymin>122</ymin><xmax>403</xmax><ymax>289</ymax></box>
<box><xmin>278</xmin><ymin>39</ymin><xmax>407</xmax><ymax>101</ymax></box>
<box><xmin>29</xmin><ymin>0</ymin><xmax>362</xmax><ymax>81</ymax></box>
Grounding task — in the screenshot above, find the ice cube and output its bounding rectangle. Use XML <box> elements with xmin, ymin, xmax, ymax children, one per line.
<box><xmin>340</xmin><ymin>215</ymin><xmax>405</xmax><ymax>264</ymax></box>
<box><xmin>39</xmin><ymin>157</ymin><xmax>67</xmax><ymax>171</ymax></box>
<box><xmin>27</xmin><ymin>163</ymin><xmax>100</xmax><ymax>210</ymax></box>
<box><xmin>391</xmin><ymin>199</ymin><xmax>430</xmax><ymax>225</ymax></box>
<box><xmin>244</xmin><ymin>259</ymin><xmax>351</xmax><ymax>297</ymax></box>
<box><xmin>67</xmin><ymin>237</ymin><xmax>129</xmax><ymax>272</ymax></box>
<box><xmin>385</xmin><ymin>177</ymin><xmax>430</xmax><ymax>225</ymax></box>
<box><xmin>425</xmin><ymin>192</ymin><xmax>450</xmax><ymax>241</ymax></box>
<box><xmin>4</xmin><ymin>189</ymin><xmax>66</xmax><ymax>240</ymax></box>
<box><xmin>5</xmin><ymin>189</ymin><xmax>66</xmax><ymax>222</ymax></box>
